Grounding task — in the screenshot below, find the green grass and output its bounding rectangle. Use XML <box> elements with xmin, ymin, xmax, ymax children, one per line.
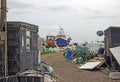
<box><xmin>41</xmin><ymin>47</ymin><xmax>69</xmax><ymax>55</ymax></box>
<box><xmin>41</xmin><ymin>51</ymin><xmax>56</xmax><ymax>55</ymax></box>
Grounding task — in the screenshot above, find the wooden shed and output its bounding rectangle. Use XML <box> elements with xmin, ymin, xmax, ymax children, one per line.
<box><xmin>104</xmin><ymin>26</ymin><xmax>120</xmax><ymax>70</ymax></box>
<box><xmin>7</xmin><ymin>21</ymin><xmax>39</xmax><ymax>75</ymax></box>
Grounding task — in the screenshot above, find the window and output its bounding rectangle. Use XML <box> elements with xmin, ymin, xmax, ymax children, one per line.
<box><xmin>26</xmin><ymin>38</ymin><xmax>31</xmax><ymax>50</ymax></box>
<box><xmin>26</xmin><ymin>31</ymin><xmax>31</xmax><ymax>50</ymax></box>
<box><xmin>22</xmin><ymin>36</ymin><xmax>24</xmax><ymax>47</ymax></box>
<box><xmin>26</xmin><ymin>31</ymin><xmax>30</xmax><ymax>37</ymax></box>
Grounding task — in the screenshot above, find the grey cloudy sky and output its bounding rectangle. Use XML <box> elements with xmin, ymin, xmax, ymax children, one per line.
<box><xmin>7</xmin><ymin>0</ymin><xmax>120</xmax><ymax>43</ymax></box>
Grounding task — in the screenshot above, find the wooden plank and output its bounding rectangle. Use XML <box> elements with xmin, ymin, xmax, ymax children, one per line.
<box><xmin>0</xmin><ymin>31</ymin><xmax>5</xmax><ymax>40</ymax></box>
<box><xmin>0</xmin><ymin>31</ymin><xmax>7</xmax><ymax>77</ymax></box>
<box><xmin>109</xmin><ymin>72</ymin><xmax>120</xmax><ymax>80</ymax></box>
<box><xmin>79</xmin><ymin>61</ymin><xmax>101</xmax><ymax>69</ymax></box>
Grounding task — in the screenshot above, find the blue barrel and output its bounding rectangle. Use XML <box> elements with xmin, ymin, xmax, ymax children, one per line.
<box><xmin>65</xmin><ymin>50</ymin><xmax>73</xmax><ymax>59</ymax></box>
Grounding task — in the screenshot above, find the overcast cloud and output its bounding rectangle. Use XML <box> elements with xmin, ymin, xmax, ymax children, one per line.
<box><xmin>7</xmin><ymin>0</ymin><xmax>120</xmax><ymax>43</ymax></box>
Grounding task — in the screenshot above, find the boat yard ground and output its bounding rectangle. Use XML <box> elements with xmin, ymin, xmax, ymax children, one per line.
<box><xmin>41</xmin><ymin>52</ymin><xmax>119</xmax><ymax>82</ymax></box>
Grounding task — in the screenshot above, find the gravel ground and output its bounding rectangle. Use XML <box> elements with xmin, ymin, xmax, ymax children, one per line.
<box><xmin>41</xmin><ymin>52</ymin><xmax>120</xmax><ymax>82</ymax></box>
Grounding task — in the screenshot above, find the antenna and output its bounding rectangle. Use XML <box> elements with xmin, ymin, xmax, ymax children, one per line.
<box><xmin>59</xmin><ymin>25</ymin><xmax>64</xmax><ymax>35</ymax></box>
<box><xmin>97</xmin><ymin>30</ymin><xmax>104</xmax><ymax>37</ymax></box>
<box><xmin>96</xmin><ymin>30</ymin><xmax>104</xmax><ymax>48</ymax></box>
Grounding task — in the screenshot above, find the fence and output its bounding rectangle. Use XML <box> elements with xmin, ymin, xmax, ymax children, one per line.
<box><xmin>0</xmin><ymin>75</ymin><xmax>44</xmax><ymax>82</ymax></box>
<box><xmin>0</xmin><ymin>76</ymin><xmax>18</xmax><ymax>82</ymax></box>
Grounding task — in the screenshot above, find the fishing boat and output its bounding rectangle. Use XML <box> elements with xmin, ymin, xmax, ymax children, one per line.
<box><xmin>55</xmin><ymin>27</ymin><xmax>71</xmax><ymax>47</ymax></box>
<box><xmin>45</xmin><ymin>27</ymin><xmax>71</xmax><ymax>48</ymax></box>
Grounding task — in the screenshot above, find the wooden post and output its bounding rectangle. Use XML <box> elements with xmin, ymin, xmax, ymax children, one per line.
<box><xmin>2</xmin><ymin>0</ymin><xmax>7</xmax><ymax>77</ymax></box>
<box><xmin>1</xmin><ymin>0</ymin><xmax>6</xmax><ymax>30</ymax></box>
<box><xmin>0</xmin><ymin>0</ymin><xmax>7</xmax><ymax>77</ymax></box>
<box><xmin>106</xmin><ymin>36</ymin><xmax>109</xmax><ymax>56</ymax></box>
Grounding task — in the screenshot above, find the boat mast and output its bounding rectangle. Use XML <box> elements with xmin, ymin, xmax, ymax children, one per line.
<box><xmin>59</xmin><ymin>26</ymin><xmax>64</xmax><ymax>35</ymax></box>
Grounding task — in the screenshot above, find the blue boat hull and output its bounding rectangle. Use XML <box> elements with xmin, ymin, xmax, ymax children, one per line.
<box><xmin>55</xmin><ymin>38</ymin><xmax>69</xmax><ymax>47</ymax></box>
